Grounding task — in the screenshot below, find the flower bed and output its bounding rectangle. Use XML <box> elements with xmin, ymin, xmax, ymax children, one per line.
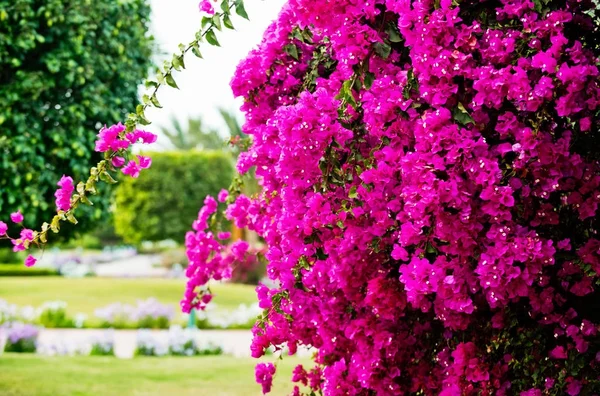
<box><xmin>0</xmin><ymin>297</ymin><xmax>258</xmax><ymax>330</ymax></box>
<box><xmin>3</xmin><ymin>322</ymin><xmax>38</xmax><ymax>353</ymax></box>
<box><xmin>136</xmin><ymin>326</ymin><xmax>223</xmax><ymax>357</ymax></box>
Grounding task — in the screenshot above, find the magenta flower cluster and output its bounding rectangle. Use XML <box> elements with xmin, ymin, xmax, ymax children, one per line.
<box><xmin>94</xmin><ymin>123</ymin><xmax>156</xmax><ymax>178</ymax></box>
<box><xmin>182</xmin><ymin>0</ymin><xmax>600</xmax><ymax>394</ymax></box>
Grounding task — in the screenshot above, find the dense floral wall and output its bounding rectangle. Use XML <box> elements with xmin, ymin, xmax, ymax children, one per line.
<box><xmin>186</xmin><ymin>0</ymin><xmax>600</xmax><ymax>394</ymax></box>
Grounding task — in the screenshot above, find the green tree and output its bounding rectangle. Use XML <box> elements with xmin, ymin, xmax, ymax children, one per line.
<box><xmin>0</xmin><ymin>0</ymin><xmax>154</xmax><ymax>234</ymax></box>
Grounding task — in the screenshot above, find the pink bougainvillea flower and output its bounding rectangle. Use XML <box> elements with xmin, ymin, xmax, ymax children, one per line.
<box><xmin>24</xmin><ymin>255</ymin><xmax>37</xmax><ymax>268</ymax></box>
<box><xmin>95</xmin><ymin>123</ymin><xmax>129</xmax><ymax>152</ymax></box>
<box><xmin>549</xmin><ymin>346</ymin><xmax>568</xmax><ymax>359</ymax></box>
<box><xmin>10</xmin><ymin>211</ymin><xmax>23</xmax><ymax>223</ymax></box>
<box><xmin>54</xmin><ymin>175</ymin><xmax>74</xmax><ymax>212</ymax></box>
<box><xmin>125</xmin><ymin>129</ymin><xmax>157</xmax><ymax>145</ymax></box>
<box><xmin>217</xmin><ymin>232</ymin><xmax>231</xmax><ymax>240</ymax></box>
<box><xmin>122</xmin><ymin>160</ymin><xmax>141</xmax><ymax>178</ymax></box>
<box><xmin>0</xmin><ymin>221</ymin><xmax>7</xmax><ymax>236</ymax></box>
<box><xmin>218</xmin><ymin>189</ymin><xmax>229</xmax><ymax>203</ymax></box>
<box><xmin>112</xmin><ymin>156</ymin><xmax>126</xmax><ymax>168</ymax></box>
<box><xmin>199</xmin><ymin>0</ymin><xmax>214</xmax><ymax>15</ymax></box>
<box><xmin>137</xmin><ymin>155</ymin><xmax>152</xmax><ymax>169</ymax></box>
<box><xmin>255</xmin><ymin>363</ymin><xmax>276</xmax><ymax>394</ymax></box>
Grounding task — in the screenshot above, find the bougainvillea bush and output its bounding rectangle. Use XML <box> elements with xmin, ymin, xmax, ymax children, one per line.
<box><xmin>183</xmin><ymin>0</ymin><xmax>600</xmax><ymax>394</ymax></box>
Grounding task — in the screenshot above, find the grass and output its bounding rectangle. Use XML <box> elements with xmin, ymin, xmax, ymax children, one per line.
<box><xmin>0</xmin><ymin>277</ymin><xmax>257</xmax><ymax>325</ymax></box>
<box><xmin>0</xmin><ymin>354</ymin><xmax>308</xmax><ymax>396</ymax></box>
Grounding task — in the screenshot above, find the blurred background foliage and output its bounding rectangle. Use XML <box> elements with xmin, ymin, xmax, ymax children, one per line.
<box><xmin>113</xmin><ymin>150</ymin><xmax>235</xmax><ymax>244</ymax></box>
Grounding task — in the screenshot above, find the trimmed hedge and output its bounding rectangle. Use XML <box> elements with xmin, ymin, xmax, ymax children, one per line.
<box><xmin>0</xmin><ymin>264</ymin><xmax>59</xmax><ymax>277</ymax></box>
<box><xmin>114</xmin><ymin>151</ymin><xmax>234</xmax><ymax>244</ymax></box>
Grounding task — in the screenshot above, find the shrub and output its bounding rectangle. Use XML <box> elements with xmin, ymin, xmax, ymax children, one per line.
<box><xmin>0</xmin><ymin>264</ymin><xmax>59</xmax><ymax>277</ymax></box>
<box><xmin>136</xmin><ymin>326</ymin><xmax>223</xmax><ymax>357</ymax></box>
<box><xmin>4</xmin><ymin>323</ymin><xmax>38</xmax><ymax>353</ymax></box>
<box><xmin>89</xmin><ymin>330</ymin><xmax>115</xmax><ymax>356</ymax></box>
<box><xmin>37</xmin><ymin>301</ymin><xmax>73</xmax><ymax>328</ymax></box>
<box><xmin>114</xmin><ymin>151</ymin><xmax>234</xmax><ymax>244</ymax></box>
<box><xmin>184</xmin><ymin>1</ymin><xmax>600</xmax><ymax>394</ymax></box>
<box><xmin>94</xmin><ymin>298</ymin><xmax>173</xmax><ymax>329</ymax></box>
<box><xmin>135</xmin><ymin>329</ymin><xmax>168</xmax><ymax>357</ymax></box>
<box><xmin>0</xmin><ymin>0</ymin><xmax>153</xmax><ymax>234</ymax></box>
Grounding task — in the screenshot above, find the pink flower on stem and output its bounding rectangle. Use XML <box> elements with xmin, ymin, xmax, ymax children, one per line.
<box><xmin>122</xmin><ymin>161</ymin><xmax>142</xmax><ymax>178</ymax></box>
<box><xmin>24</xmin><ymin>255</ymin><xmax>37</xmax><ymax>268</ymax></box>
<box><xmin>112</xmin><ymin>156</ymin><xmax>126</xmax><ymax>168</ymax></box>
<box><xmin>54</xmin><ymin>175</ymin><xmax>74</xmax><ymax>212</ymax></box>
<box><xmin>125</xmin><ymin>129</ymin><xmax>157</xmax><ymax>145</ymax></box>
<box><xmin>199</xmin><ymin>0</ymin><xmax>215</xmax><ymax>14</ymax></box>
<box><xmin>0</xmin><ymin>221</ymin><xmax>7</xmax><ymax>236</ymax></box>
<box><xmin>10</xmin><ymin>211</ymin><xmax>23</xmax><ymax>223</ymax></box>
<box><xmin>95</xmin><ymin>123</ymin><xmax>130</xmax><ymax>153</ymax></box>
<box><xmin>137</xmin><ymin>155</ymin><xmax>152</xmax><ymax>169</ymax></box>
<box><xmin>218</xmin><ymin>189</ymin><xmax>229</xmax><ymax>203</ymax></box>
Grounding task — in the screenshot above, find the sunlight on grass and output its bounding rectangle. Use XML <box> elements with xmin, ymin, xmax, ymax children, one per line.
<box><xmin>0</xmin><ymin>354</ymin><xmax>309</xmax><ymax>396</ymax></box>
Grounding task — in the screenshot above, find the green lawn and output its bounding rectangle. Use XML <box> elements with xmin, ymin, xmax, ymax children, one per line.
<box><xmin>0</xmin><ymin>354</ymin><xmax>307</xmax><ymax>396</ymax></box>
<box><xmin>0</xmin><ymin>277</ymin><xmax>257</xmax><ymax>324</ymax></box>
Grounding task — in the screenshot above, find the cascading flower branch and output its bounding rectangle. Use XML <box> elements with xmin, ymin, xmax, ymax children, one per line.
<box><xmin>0</xmin><ymin>125</ymin><xmax>156</xmax><ymax>266</ymax></box>
<box><xmin>183</xmin><ymin>0</ymin><xmax>600</xmax><ymax>394</ymax></box>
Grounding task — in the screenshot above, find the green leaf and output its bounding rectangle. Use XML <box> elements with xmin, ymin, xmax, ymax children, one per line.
<box><xmin>201</xmin><ymin>16</ymin><xmax>212</xmax><ymax>29</ymax></box>
<box><xmin>142</xmin><ymin>94</ymin><xmax>151</xmax><ymax>105</ymax></box>
<box><xmin>165</xmin><ymin>73</ymin><xmax>179</xmax><ymax>89</ymax></box>
<box><xmin>206</xmin><ymin>29</ymin><xmax>220</xmax><ymax>46</ymax></box>
<box><xmin>136</xmin><ymin>104</ymin><xmax>145</xmax><ymax>116</ymax></box>
<box><xmin>150</xmin><ymin>94</ymin><xmax>162</xmax><ymax>108</ymax></box>
<box><xmin>364</xmin><ymin>71</ymin><xmax>375</xmax><ymax>90</ymax></box>
<box><xmin>137</xmin><ymin>114</ymin><xmax>152</xmax><ymax>126</ymax></box>
<box><xmin>100</xmin><ymin>171</ymin><xmax>117</xmax><ymax>184</ymax></box>
<box><xmin>348</xmin><ymin>185</ymin><xmax>358</xmax><ymax>199</ymax></box>
<box><xmin>67</xmin><ymin>213</ymin><xmax>78</xmax><ymax>225</ymax></box>
<box><xmin>192</xmin><ymin>42</ymin><xmax>203</xmax><ymax>58</ymax></box>
<box><xmin>223</xmin><ymin>14</ymin><xmax>234</xmax><ymax>30</ymax></box>
<box><xmin>220</xmin><ymin>0</ymin><xmax>231</xmax><ymax>12</ymax></box>
<box><xmin>85</xmin><ymin>179</ymin><xmax>97</xmax><ymax>194</ymax></box>
<box><xmin>145</xmin><ymin>80</ymin><xmax>158</xmax><ymax>89</ymax></box>
<box><xmin>80</xmin><ymin>194</ymin><xmax>93</xmax><ymax>206</ymax></box>
<box><xmin>386</xmin><ymin>24</ymin><xmax>402</xmax><ymax>43</ymax></box>
<box><xmin>76</xmin><ymin>182</ymin><xmax>86</xmax><ymax>196</ymax></box>
<box><xmin>374</xmin><ymin>42</ymin><xmax>392</xmax><ymax>59</ymax></box>
<box><xmin>532</xmin><ymin>0</ymin><xmax>543</xmax><ymax>13</ymax></box>
<box><xmin>212</xmin><ymin>15</ymin><xmax>222</xmax><ymax>31</ymax></box>
<box><xmin>50</xmin><ymin>215</ymin><xmax>61</xmax><ymax>233</ymax></box>
<box><xmin>452</xmin><ymin>102</ymin><xmax>475</xmax><ymax>126</ymax></box>
<box><xmin>172</xmin><ymin>54</ymin><xmax>183</xmax><ymax>71</ymax></box>
<box><xmin>284</xmin><ymin>44</ymin><xmax>299</xmax><ymax>60</ymax></box>
<box><xmin>235</xmin><ymin>0</ymin><xmax>249</xmax><ymax>19</ymax></box>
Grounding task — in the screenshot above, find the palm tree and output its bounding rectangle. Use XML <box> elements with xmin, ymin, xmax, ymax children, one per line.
<box><xmin>159</xmin><ymin>115</ymin><xmax>225</xmax><ymax>151</ymax></box>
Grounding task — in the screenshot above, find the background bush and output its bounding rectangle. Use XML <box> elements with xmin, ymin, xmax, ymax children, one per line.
<box><xmin>114</xmin><ymin>151</ymin><xmax>234</xmax><ymax>244</ymax></box>
<box><xmin>0</xmin><ymin>0</ymin><xmax>153</xmax><ymax>236</ymax></box>
<box><xmin>0</xmin><ymin>264</ymin><xmax>58</xmax><ymax>277</ymax></box>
